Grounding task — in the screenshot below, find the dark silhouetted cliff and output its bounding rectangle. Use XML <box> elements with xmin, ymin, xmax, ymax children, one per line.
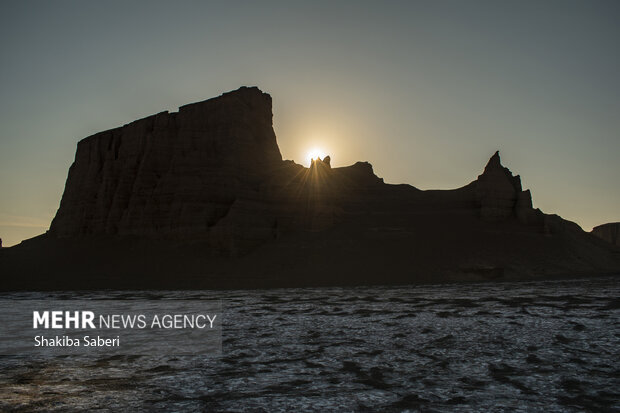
<box><xmin>1</xmin><ymin>87</ymin><xmax>619</xmax><ymax>290</ymax></box>
<box><xmin>592</xmin><ymin>223</ymin><xmax>620</xmax><ymax>247</ymax></box>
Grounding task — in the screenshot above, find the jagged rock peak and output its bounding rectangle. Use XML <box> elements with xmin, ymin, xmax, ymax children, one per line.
<box><xmin>310</xmin><ymin>155</ymin><xmax>332</xmax><ymax>169</ymax></box>
<box><xmin>480</xmin><ymin>151</ymin><xmax>522</xmax><ymax>192</ymax></box>
<box><xmin>484</xmin><ymin>150</ymin><xmax>502</xmax><ymax>171</ymax></box>
<box><xmin>475</xmin><ymin>151</ymin><xmax>533</xmax><ymax>222</ymax></box>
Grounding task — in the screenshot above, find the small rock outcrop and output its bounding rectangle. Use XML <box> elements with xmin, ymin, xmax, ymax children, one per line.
<box><xmin>592</xmin><ymin>223</ymin><xmax>620</xmax><ymax>247</ymax></box>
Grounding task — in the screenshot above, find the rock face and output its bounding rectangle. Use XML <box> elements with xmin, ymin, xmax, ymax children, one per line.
<box><xmin>50</xmin><ymin>87</ymin><xmax>284</xmax><ymax>253</ymax></box>
<box><xmin>2</xmin><ymin>86</ymin><xmax>619</xmax><ymax>290</ymax></box>
<box><xmin>592</xmin><ymin>223</ymin><xmax>620</xmax><ymax>247</ymax></box>
<box><xmin>49</xmin><ymin>87</ymin><xmax>393</xmax><ymax>254</ymax></box>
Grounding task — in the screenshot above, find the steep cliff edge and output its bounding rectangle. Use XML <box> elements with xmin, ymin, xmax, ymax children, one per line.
<box><xmin>50</xmin><ymin>87</ymin><xmax>281</xmax><ymax>246</ymax></box>
<box><xmin>48</xmin><ymin>86</ymin><xmax>395</xmax><ymax>255</ymax></box>
<box><xmin>1</xmin><ymin>87</ymin><xmax>619</xmax><ymax>290</ymax></box>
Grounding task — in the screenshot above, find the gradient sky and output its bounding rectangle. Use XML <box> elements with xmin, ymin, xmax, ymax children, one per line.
<box><xmin>1</xmin><ymin>1</ymin><xmax>619</xmax><ymax>247</ymax></box>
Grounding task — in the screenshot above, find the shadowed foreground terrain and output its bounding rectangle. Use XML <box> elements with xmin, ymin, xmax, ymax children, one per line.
<box><xmin>1</xmin><ymin>278</ymin><xmax>618</xmax><ymax>411</ymax></box>
<box><xmin>1</xmin><ymin>87</ymin><xmax>619</xmax><ymax>290</ymax></box>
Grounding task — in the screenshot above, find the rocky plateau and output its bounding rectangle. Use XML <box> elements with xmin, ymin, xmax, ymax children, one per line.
<box><xmin>1</xmin><ymin>87</ymin><xmax>619</xmax><ymax>290</ymax></box>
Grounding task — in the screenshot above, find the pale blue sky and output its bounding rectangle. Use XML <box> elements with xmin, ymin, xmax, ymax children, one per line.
<box><xmin>1</xmin><ymin>1</ymin><xmax>619</xmax><ymax>246</ymax></box>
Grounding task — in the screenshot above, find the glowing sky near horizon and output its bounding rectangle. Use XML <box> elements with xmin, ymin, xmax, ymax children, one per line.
<box><xmin>0</xmin><ymin>1</ymin><xmax>619</xmax><ymax>247</ymax></box>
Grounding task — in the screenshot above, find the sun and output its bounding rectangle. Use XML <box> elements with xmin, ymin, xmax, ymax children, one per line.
<box><xmin>306</xmin><ymin>148</ymin><xmax>327</xmax><ymax>165</ymax></box>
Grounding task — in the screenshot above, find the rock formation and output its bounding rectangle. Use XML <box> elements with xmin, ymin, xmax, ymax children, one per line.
<box><xmin>592</xmin><ymin>223</ymin><xmax>620</xmax><ymax>247</ymax></box>
<box><xmin>1</xmin><ymin>86</ymin><xmax>619</xmax><ymax>290</ymax></box>
<box><xmin>473</xmin><ymin>151</ymin><xmax>536</xmax><ymax>223</ymax></box>
<box><xmin>50</xmin><ymin>87</ymin><xmax>282</xmax><ymax>249</ymax></box>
